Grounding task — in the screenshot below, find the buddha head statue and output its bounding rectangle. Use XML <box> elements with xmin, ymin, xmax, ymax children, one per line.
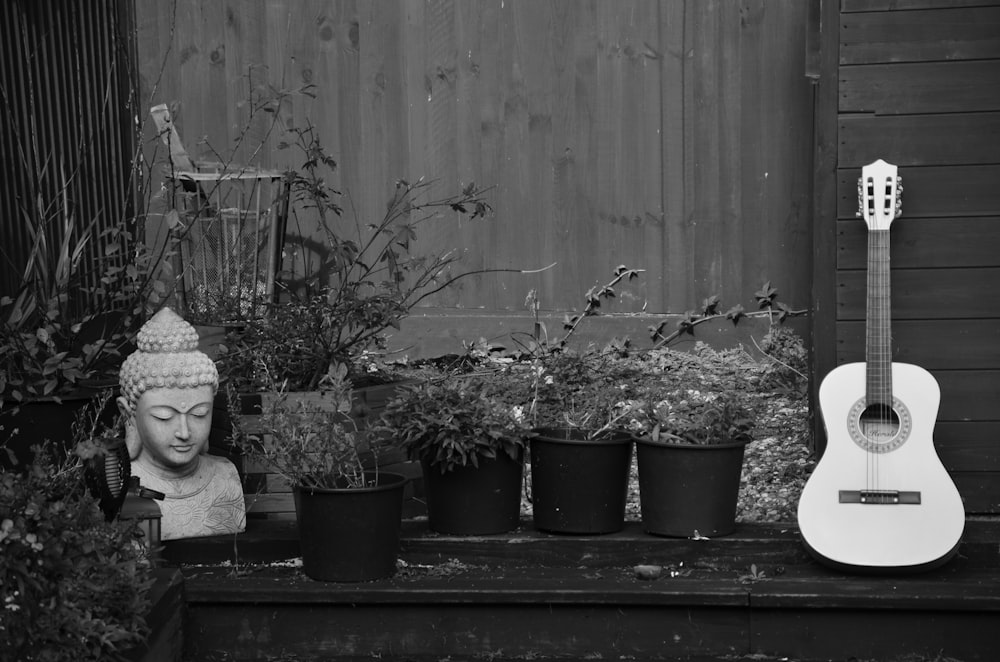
<box><xmin>117</xmin><ymin>308</ymin><xmax>219</xmax><ymax>473</ymax></box>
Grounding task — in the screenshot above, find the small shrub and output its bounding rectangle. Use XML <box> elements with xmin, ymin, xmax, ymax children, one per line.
<box><xmin>757</xmin><ymin>325</ymin><xmax>808</xmax><ymax>391</ymax></box>
<box><xmin>0</xmin><ymin>445</ymin><xmax>153</xmax><ymax>661</ymax></box>
<box><xmin>379</xmin><ymin>377</ymin><xmax>528</xmax><ymax>474</ymax></box>
<box><xmin>628</xmin><ymin>388</ymin><xmax>755</xmax><ymax>446</ymax></box>
<box><xmin>219</xmin><ymin>124</ymin><xmax>506</xmax><ymax>392</ymax></box>
<box><xmin>521</xmin><ymin>351</ymin><xmax>645</xmax><ymax>434</ymax></box>
<box><xmin>228</xmin><ymin>364</ymin><xmax>373</xmax><ymax>491</ymax></box>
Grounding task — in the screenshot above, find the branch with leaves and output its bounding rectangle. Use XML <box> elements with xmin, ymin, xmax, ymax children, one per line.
<box><xmin>516</xmin><ymin>265</ymin><xmax>645</xmax><ymax>356</ymax></box>
<box><xmin>649</xmin><ymin>281</ymin><xmax>808</xmax><ymax>349</ymax></box>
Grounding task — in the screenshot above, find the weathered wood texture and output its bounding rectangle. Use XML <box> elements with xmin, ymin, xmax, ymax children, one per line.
<box><xmin>133</xmin><ymin>0</ymin><xmax>813</xmax><ymax>335</ymax></box>
<box><xmin>175</xmin><ymin>520</ymin><xmax>1000</xmax><ymax>661</ymax></box>
<box><xmin>821</xmin><ymin>0</ymin><xmax>1000</xmax><ymax>512</ymax></box>
<box><xmin>123</xmin><ymin>569</ymin><xmax>185</xmax><ymax>662</ymax></box>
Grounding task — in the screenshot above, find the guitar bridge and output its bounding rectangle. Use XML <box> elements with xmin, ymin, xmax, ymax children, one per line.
<box><xmin>839</xmin><ymin>490</ymin><xmax>921</xmax><ymax>505</ymax></box>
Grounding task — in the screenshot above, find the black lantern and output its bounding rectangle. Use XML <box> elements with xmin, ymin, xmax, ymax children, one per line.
<box><xmin>82</xmin><ymin>437</ymin><xmax>165</xmax><ymax>556</ymax></box>
<box><xmin>119</xmin><ymin>480</ymin><xmax>164</xmax><ymax>555</ymax></box>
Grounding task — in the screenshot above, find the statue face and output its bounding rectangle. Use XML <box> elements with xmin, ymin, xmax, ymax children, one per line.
<box><xmin>132</xmin><ymin>385</ymin><xmax>215</xmax><ymax>473</ymax></box>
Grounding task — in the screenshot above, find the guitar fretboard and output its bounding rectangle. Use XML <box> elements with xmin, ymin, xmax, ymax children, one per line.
<box><xmin>866</xmin><ymin>229</ymin><xmax>893</xmax><ymax>406</ymax></box>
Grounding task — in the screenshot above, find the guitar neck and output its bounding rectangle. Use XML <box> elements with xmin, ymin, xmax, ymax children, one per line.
<box><xmin>866</xmin><ymin>228</ymin><xmax>893</xmax><ymax>406</ymax></box>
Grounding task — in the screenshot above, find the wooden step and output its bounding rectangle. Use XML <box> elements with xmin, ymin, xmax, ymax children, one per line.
<box><xmin>169</xmin><ymin>519</ymin><xmax>1000</xmax><ymax>661</ymax></box>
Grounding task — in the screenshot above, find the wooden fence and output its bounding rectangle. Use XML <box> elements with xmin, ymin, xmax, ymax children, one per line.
<box><xmin>134</xmin><ymin>0</ymin><xmax>814</xmax><ymax>341</ymax></box>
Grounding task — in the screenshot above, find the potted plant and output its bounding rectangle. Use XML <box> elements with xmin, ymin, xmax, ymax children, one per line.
<box><xmin>229</xmin><ymin>365</ymin><xmax>407</xmax><ymax>582</ymax></box>
<box><xmin>631</xmin><ymin>388</ymin><xmax>755</xmax><ymax>537</ymax></box>
<box><xmin>519</xmin><ymin>352</ymin><xmax>637</xmax><ymax>535</ymax></box>
<box><xmin>213</xmin><ymin>123</ymin><xmax>531</xmax><ymax>496</ymax></box>
<box><xmin>378</xmin><ymin>377</ymin><xmax>528</xmax><ymax>535</ymax></box>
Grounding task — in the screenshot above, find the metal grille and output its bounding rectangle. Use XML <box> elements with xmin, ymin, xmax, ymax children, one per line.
<box><xmin>0</xmin><ymin>0</ymin><xmax>137</xmax><ymax>309</ymax></box>
<box><xmin>176</xmin><ymin>172</ymin><xmax>284</xmax><ymax>322</ymax></box>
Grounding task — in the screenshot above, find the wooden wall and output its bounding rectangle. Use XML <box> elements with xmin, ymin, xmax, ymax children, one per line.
<box><xmin>813</xmin><ymin>0</ymin><xmax>1000</xmax><ymax>513</ymax></box>
<box><xmin>133</xmin><ymin>0</ymin><xmax>814</xmax><ymax>339</ymax></box>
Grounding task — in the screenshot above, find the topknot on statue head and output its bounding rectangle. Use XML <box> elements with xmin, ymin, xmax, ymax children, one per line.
<box><xmin>118</xmin><ymin>307</ymin><xmax>219</xmax><ymax>412</ymax></box>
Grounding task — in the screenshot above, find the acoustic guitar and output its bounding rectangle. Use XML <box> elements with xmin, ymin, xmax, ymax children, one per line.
<box><xmin>797</xmin><ymin>159</ymin><xmax>965</xmax><ymax>572</ymax></box>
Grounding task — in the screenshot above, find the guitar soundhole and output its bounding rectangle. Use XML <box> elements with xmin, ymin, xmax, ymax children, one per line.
<box><xmin>848</xmin><ymin>398</ymin><xmax>911</xmax><ymax>453</ymax></box>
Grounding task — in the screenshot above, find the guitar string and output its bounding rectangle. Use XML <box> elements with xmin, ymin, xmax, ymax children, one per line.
<box><xmin>877</xmin><ymin>173</ymin><xmax>896</xmax><ymax>495</ymax></box>
<box><xmin>879</xmin><ymin>175</ymin><xmax>888</xmax><ymax>495</ymax></box>
<box><xmin>866</xmin><ymin>175</ymin><xmax>876</xmax><ymax>495</ymax></box>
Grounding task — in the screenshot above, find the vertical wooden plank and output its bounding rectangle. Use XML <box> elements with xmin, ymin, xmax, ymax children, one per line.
<box><xmin>515</xmin><ymin>0</ymin><xmax>558</xmax><ymax>311</ymax></box>
<box><xmin>335</xmin><ymin>0</ymin><xmax>363</xmax><ymax>247</ymax></box>
<box><xmin>810</xmin><ymin>0</ymin><xmax>841</xmax><ymax>452</ymax></box>
<box><xmin>739</xmin><ymin>0</ymin><xmax>766</xmax><ymax>306</ymax></box>
<box><xmin>686</xmin><ymin>0</ymin><xmax>725</xmax><ymax>301</ymax></box>
<box><xmin>495</xmin><ymin>0</ymin><xmax>537</xmax><ymax>310</ymax></box>
<box><xmin>536</xmin><ymin>0</ymin><xmax>579</xmax><ymax>315</ymax></box>
<box><xmin>635</xmin><ymin>2</ymin><xmax>666</xmax><ymax>310</ymax></box>
<box><xmin>592</xmin><ymin>2</ymin><xmax>625</xmax><ymax>309</ymax></box>
<box><xmin>546</xmin><ymin>0</ymin><xmax>597</xmax><ymax>313</ymax></box>
<box><xmin>661</xmin><ymin>0</ymin><xmax>692</xmax><ymax>310</ymax></box>
<box><xmin>474</xmin><ymin>0</ymin><xmax>505</xmax><ymax>311</ymax></box>
<box><xmin>717</xmin><ymin>1</ymin><xmax>742</xmax><ymax>304</ymax></box>
<box><xmin>740</xmin><ymin>0</ymin><xmax>813</xmax><ymax>309</ymax></box>
<box><xmin>453</xmin><ymin>0</ymin><xmax>490</xmax><ymax>305</ymax></box>
<box><xmin>417</xmin><ymin>0</ymin><xmax>470</xmax><ymax>309</ymax></box>
<box><xmin>358</xmin><ymin>0</ymin><xmax>399</xmax><ymax>246</ymax></box>
<box><xmin>529</xmin><ymin>0</ymin><xmax>562</xmax><ymax>310</ymax></box>
<box><xmin>595</xmin><ymin>1</ymin><xmax>661</xmax><ymax>313</ymax></box>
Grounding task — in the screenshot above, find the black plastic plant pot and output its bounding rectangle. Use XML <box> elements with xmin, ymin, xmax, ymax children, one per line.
<box><xmin>420</xmin><ymin>450</ymin><xmax>523</xmax><ymax>535</ymax></box>
<box><xmin>635</xmin><ymin>437</ymin><xmax>748</xmax><ymax>538</ymax></box>
<box><xmin>294</xmin><ymin>471</ymin><xmax>407</xmax><ymax>582</ymax></box>
<box><xmin>530</xmin><ymin>427</ymin><xmax>634</xmax><ymax>535</ymax></box>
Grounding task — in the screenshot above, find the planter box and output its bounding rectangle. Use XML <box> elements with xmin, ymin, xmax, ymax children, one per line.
<box><xmin>123</xmin><ymin>568</ymin><xmax>184</xmax><ymax>662</ymax></box>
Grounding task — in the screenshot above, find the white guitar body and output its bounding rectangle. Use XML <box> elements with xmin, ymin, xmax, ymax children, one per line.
<box><xmin>797</xmin><ymin>159</ymin><xmax>965</xmax><ymax>572</ymax></box>
<box><xmin>798</xmin><ymin>362</ymin><xmax>965</xmax><ymax>570</ymax></box>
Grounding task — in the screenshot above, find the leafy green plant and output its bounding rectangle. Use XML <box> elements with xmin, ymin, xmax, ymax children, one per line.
<box><xmin>521</xmin><ymin>351</ymin><xmax>643</xmax><ymax>437</ymax></box>
<box><xmin>0</xmin><ymin>19</ymin><xmax>180</xmax><ymax>407</ymax></box>
<box><xmin>378</xmin><ymin>377</ymin><xmax>528</xmax><ymax>474</ymax></box>
<box><xmin>0</xmin><ymin>161</ymin><xmax>169</xmax><ymax>407</ymax></box>
<box><xmin>628</xmin><ymin>388</ymin><xmax>755</xmax><ymax>446</ymax></box>
<box><xmin>737</xmin><ymin>562</ymin><xmax>769</xmax><ymax>584</ymax></box>
<box><xmin>220</xmin><ymin>123</ymin><xmax>530</xmax><ymax>392</ymax></box>
<box><xmin>227</xmin><ymin>362</ymin><xmax>373</xmax><ymax>490</ymax></box>
<box><xmin>0</xmin><ymin>443</ymin><xmax>153</xmax><ymax>661</ymax></box>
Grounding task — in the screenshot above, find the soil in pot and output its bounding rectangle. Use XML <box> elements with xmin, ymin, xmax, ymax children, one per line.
<box><xmin>636</xmin><ymin>438</ymin><xmax>747</xmax><ymax>537</ymax></box>
<box><xmin>530</xmin><ymin>427</ymin><xmax>633</xmax><ymax>534</ymax></box>
<box><xmin>294</xmin><ymin>471</ymin><xmax>407</xmax><ymax>581</ymax></box>
<box><xmin>421</xmin><ymin>451</ymin><xmax>523</xmax><ymax>535</ymax></box>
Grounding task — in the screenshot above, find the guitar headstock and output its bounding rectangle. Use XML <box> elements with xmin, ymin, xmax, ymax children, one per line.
<box><xmin>856</xmin><ymin>159</ymin><xmax>903</xmax><ymax>230</ymax></box>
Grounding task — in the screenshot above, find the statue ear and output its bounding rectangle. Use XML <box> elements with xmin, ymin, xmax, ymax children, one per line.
<box><xmin>117</xmin><ymin>396</ymin><xmax>142</xmax><ymax>460</ymax></box>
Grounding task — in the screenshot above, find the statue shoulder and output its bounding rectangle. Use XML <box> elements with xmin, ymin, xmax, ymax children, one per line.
<box><xmin>202</xmin><ymin>452</ymin><xmax>241</xmax><ymax>480</ymax></box>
